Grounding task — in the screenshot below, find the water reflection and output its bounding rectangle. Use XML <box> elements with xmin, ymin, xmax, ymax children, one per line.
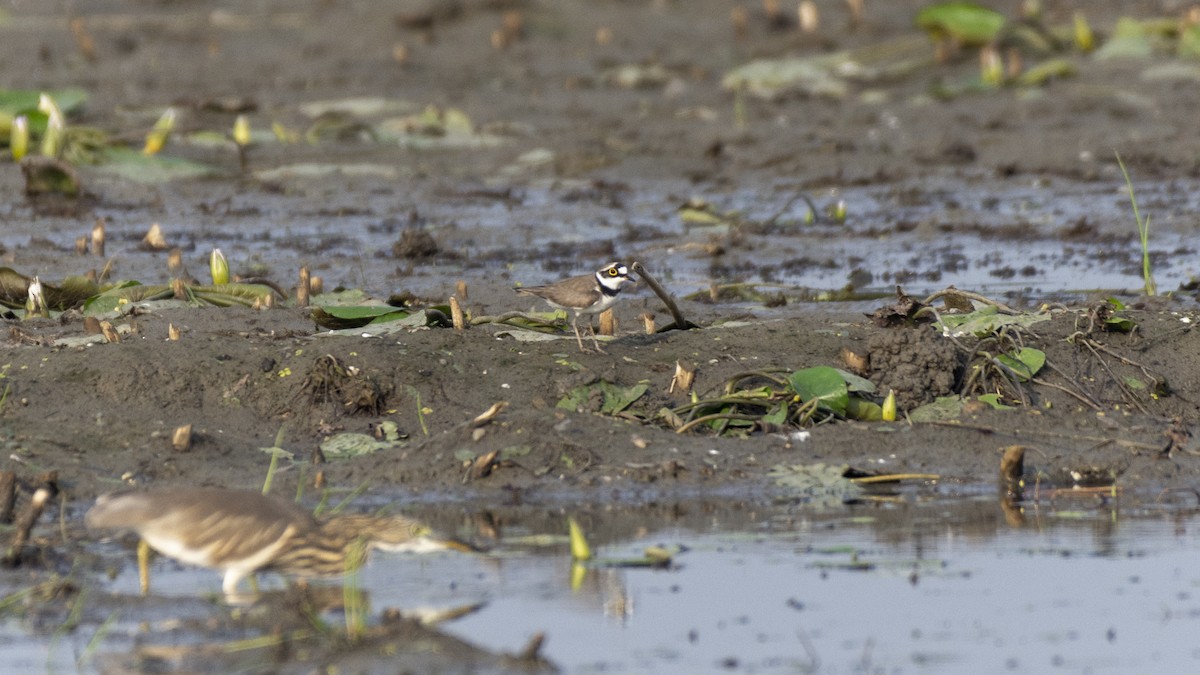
<box><xmin>9</xmin><ymin>493</ymin><xmax>1200</xmax><ymax>672</ymax></box>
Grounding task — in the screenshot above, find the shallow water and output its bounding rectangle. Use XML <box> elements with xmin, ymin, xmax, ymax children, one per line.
<box><xmin>5</xmin><ymin>173</ymin><xmax>1198</xmax><ymax>309</ymax></box>
<box><xmin>20</xmin><ymin>491</ymin><xmax>1198</xmax><ymax>673</ymax></box>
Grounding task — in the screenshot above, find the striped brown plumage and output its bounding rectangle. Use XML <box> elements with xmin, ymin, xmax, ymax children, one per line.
<box><xmin>86</xmin><ymin>488</ymin><xmax>461</xmax><ymax>596</ymax></box>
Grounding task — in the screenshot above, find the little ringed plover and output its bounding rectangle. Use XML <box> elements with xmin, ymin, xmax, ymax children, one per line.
<box><xmin>514</xmin><ymin>261</ymin><xmax>635</xmax><ymax>352</ymax></box>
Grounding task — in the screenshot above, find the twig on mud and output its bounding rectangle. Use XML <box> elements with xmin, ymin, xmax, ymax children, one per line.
<box><xmin>1038</xmin><ymin>361</ymin><xmax>1104</xmax><ymax>410</ymax></box>
<box><xmin>1031</xmin><ymin>376</ymin><xmax>1102</xmax><ymax>411</ymax></box>
<box><xmin>470</xmin><ymin>311</ymin><xmax>537</xmax><ymax>326</ymax></box>
<box><xmin>921</xmin><ymin>288</ymin><xmax>1018</xmax><ymax>314</ymax></box>
<box><xmin>631</xmin><ymin>261</ymin><xmax>697</xmax><ymax>331</ymax></box>
<box><xmin>1075</xmin><ymin>338</ymin><xmax>1152</xmax><ymax>415</ymax></box>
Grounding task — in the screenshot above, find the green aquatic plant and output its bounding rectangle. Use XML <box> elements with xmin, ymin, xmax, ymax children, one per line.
<box><xmin>1114</xmin><ymin>151</ymin><xmax>1156</xmax><ymax>296</ymax></box>
<box><xmin>662</xmin><ymin>365</ymin><xmax>883</xmax><ymax>436</ymax></box>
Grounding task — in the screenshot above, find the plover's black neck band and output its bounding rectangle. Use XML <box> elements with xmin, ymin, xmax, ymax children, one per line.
<box><xmin>596</xmin><ymin>272</ymin><xmax>623</xmax><ymax>297</ymax></box>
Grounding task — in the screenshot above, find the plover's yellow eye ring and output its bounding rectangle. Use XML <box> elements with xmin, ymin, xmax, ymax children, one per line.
<box><xmin>608</xmin><ymin>267</ymin><xmax>620</xmax><ymax>277</ymax></box>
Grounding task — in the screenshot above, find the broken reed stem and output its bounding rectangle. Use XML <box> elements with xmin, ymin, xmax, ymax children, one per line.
<box><xmin>297</xmin><ymin>266</ymin><xmax>310</xmax><ymax>307</ymax></box>
<box><xmin>0</xmin><ymin>471</ymin><xmax>15</xmax><ymax>524</ymax></box>
<box><xmin>261</xmin><ymin>425</ymin><xmax>288</xmax><ymax>495</ymax></box>
<box><xmin>630</xmin><ymin>261</ymin><xmax>694</xmax><ymax>331</ymax></box>
<box><xmin>1000</xmin><ymin>445</ymin><xmax>1026</xmax><ymax>500</ymax></box>
<box><xmin>450</xmin><ymin>296</ymin><xmax>465</xmax><ymax>331</ymax></box>
<box><xmin>91</xmin><ymin>219</ymin><xmax>105</xmax><ymax>257</ymax></box>
<box><xmin>3</xmin><ymin>476</ymin><xmax>56</xmax><ymax>566</ymax></box>
<box><xmin>640</xmin><ymin>313</ymin><xmax>655</xmax><ymax>334</ymax></box>
<box><xmin>598</xmin><ymin>308</ymin><xmax>616</xmax><ymax>336</ymax></box>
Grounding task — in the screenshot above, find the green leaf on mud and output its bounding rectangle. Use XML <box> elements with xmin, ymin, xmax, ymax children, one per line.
<box><xmin>557</xmin><ymin>381</ymin><xmax>648</xmax><ymax>415</ymax></box>
<box><xmin>312</xmin><ymin>305</ymin><xmax>412</xmax><ymax>330</ymax></box>
<box><xmin>94</xmin><ymin>147</ymin><xmax>219</xmax><ymax>183</ymax></box>
<box><xmin>977</xmin><ymin>393</ymin><xmax>1014</xmax><ymax>410</ymax></box>
<box><xmin>908</xmin><ymin>396</ymin><xmax>963</xmax><ymax>422</ymax></box>
<box><xmin>937</xmin><ymin>305</ymin><xmax>1051</xmax><ymax>337</ymax></box>
<box><xmin>1093</xmin><ymin>17</ymin><xmax>1157</xmax><ymax>60</ymax></box>
<box><xmin>1015</xmin><ymin>59</ymin><xmax>1076</xmax><ymax>87</ymax></box>
<box><xmin>995</xmin><ymin>347</ymin><xmax>1045</xmax><ymax>381</ymax></box>
<box><xmin>0</xmin><ymin>88</ymin><xmax>87</xmax><ymax>117</ymax></box>
<box><xmin>915</xmin><ymin>2</ymin><xmax>1006</xmax><ymax>46</ymax></box>
<box><xmin>762</xmin><ymin>403</ymin><xmax>789</xmax><ymax>426</ymax></box>
<box><xmin>320</xmin><ymin>432</ymin><xmax>401</xmax><ymax>459</ymax></box>
<box><xmin>845</xmin><ymin>396</ymin><xmax>883</xmax><ymax>421</ymax></box>
<box><xmin>191</xmin><ymin>283</ymin><xmax>275</xmax><ymax>307</ymax></box>
<box><xmin>83</xmin><ymin>282</ymin><xmax>170</xmax><ymax>314</ymax></box>
<box><xmin>1123</xmin><ymin>376</ymin><xmax>1146</xmax><ymax>390</ymax></box>
<box><xmin>787</xmin><ymin>366</ymin><xmax>849</xmax><ymax>415</ymax></box>
<box><xmin>836</xmin><ymin>369</ymin><xmax>876</xmax><ymax>394</ymax></box>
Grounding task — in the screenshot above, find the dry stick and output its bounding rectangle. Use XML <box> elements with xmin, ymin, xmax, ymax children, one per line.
<box><xmin>630</xmin><ymin>261</ymin><xmax>695</xmax><ymax>331</ymax></box>
<box><xmin>0</xmin><ymin>471</ymin><xmax>15</xmax><ymax>524</ymax></box>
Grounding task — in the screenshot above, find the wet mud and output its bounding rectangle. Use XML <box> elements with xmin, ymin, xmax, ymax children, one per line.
<box><xmin>3</xmin><ymin>0</ymin><xmax>1200</xmax><ymax>671</ymax></box>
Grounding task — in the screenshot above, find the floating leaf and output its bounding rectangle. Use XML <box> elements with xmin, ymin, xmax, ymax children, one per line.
<box><xmin>787</xmin><ymin>366</ymin><xmax>849</xmax><ymax>415</ymax></box>
<box><xmin>768</xmin><ymin>463</ymin><xmax>865</xmax><ymax>503</ymax></box>
<box><xmin>915</xmin><ymin>2</ymin><xmax>1006</xmax><ymax>46</ymax></box>
<box><xmin>1093</xmin><ymin>18</ymin><xmax>1155</xmax><ymax>60</ymax></box>
<box><xmin>94</xmin><ymin>147</ymin><xmax>219</xmax><ymax>183</ymax></box>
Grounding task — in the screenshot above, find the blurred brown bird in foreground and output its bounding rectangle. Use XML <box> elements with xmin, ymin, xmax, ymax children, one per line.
<box><xmin>86</xmin><ymin>487</ymin><xmax>473</xmax><ymax>597</ymax></box>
